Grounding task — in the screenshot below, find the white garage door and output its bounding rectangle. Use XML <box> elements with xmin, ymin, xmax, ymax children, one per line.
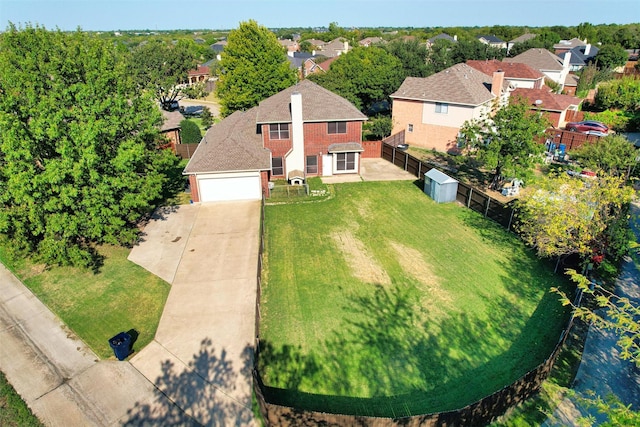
<box><xmin>198</xmin><ymin>174</ymin><xmax>262</xmax><ymax>202</ymax></box>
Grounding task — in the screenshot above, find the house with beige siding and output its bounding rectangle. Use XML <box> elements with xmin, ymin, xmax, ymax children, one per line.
<box><xmin>390</xmin><ymin>63</ymin><xmax>509</xmax><ymax>153</ymax></box>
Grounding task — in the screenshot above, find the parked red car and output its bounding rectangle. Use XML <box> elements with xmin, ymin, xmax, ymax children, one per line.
<box><xmin>565</xmin><ymin>120</ymin><xmax>609</xmax><ymax>134</ymax></box>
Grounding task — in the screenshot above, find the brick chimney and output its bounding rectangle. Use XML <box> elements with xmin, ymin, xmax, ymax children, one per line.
<box><xmin>491</xmin><ymin>70</ymin><xmax>505</xmax><ymax>97</ymax></box>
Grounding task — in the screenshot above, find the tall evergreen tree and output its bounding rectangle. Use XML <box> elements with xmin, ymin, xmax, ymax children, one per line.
<box><xmin>216</xmin><ymin>20</ymin><xmax>298</xmax><ymax>116</ymax></box>
<box><xmin>0</xmin><ymin>25</ymin><xmax>179</xmax><ymax>267</ymax></box>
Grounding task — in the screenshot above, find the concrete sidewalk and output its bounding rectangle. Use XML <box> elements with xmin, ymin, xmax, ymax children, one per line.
<box><xmin>0</xmin><ymin>263</ymin><xmax>183</xmax><ymax>426</ymax></box>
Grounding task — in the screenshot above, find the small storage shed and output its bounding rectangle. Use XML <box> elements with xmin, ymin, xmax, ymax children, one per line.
<box><xmin>424</xmin><ymin>168</ymin><xmax>458</xmax><ymax>203</ymax></box>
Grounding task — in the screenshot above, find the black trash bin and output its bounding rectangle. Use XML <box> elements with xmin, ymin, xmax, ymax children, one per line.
<box><xmin>109</xmin><ymin>332</ymin><xmax>131</xmax><ymax>361</ymax></box>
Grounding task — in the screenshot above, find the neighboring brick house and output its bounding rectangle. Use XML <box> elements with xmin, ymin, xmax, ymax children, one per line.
<box><xmin>511</xmin><ymin>87</ymin><xmax>581</xmax><ymax>128</ymax></box>
<box><xmin>160</xmin><ymin>109</ymin><xmax>183</xmax><ymax>153</ymax></box>
<box><xmin>287</xmin><ymin>52</ymin><xmax>321</xmax><ymax>78</ymax></box>
<box><xmin>390</xmin><ymin>63</ymin><xmax>509</xmax><ymax>153</ymax></box>
<box><xmin>279</xmin><ymin>39</ymin><xmax>299</xmax><ymax>53</ymax></box>
<box><xmin>359</xmin><ymin>37</ymin><xmax>384</xmax><ymax>47</ymax></box>
<box><xmin>557</xmin><ymin>44</ymin><xmax>599</xmax><ymax>72</ymax></box>
<box><xmin>183</xmin><ymin>79</ymin><xmax>367</xmax><ymax>202</ymax></box>
<box><xmin>509</xmin><ymin>48</ymin><xmax>571</xmax><ymax>90</ymax></box>
<box><xmin>467</xmin><ymin>59</ymin><xmax>545</xmax><ymax>89</ymax></box>
<box><xmin>317</xmin><ymin>38</ymin><xmax>350</xmax><ymax>57</ymax></box>
<box><xmin>187</xmin><ymin>65</ymin><xmax>210</xmax><ymax>85</ymax></box>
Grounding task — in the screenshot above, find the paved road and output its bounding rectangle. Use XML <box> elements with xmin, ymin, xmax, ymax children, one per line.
<box><xmin>545</xmin><ymin>201</ymin><xmax>640</xmax><ymax>426</ymax></box>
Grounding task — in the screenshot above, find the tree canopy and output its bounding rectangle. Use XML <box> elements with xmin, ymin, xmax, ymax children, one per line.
<box><xmin>573</xmin><ymin>135</ymin><xmax>639</xmax><ymax>181</ymax></box>
<box><xmin>459</xmin><ymin>98</ymin><xmax>550</xmax><ymax>189</ymax></box>
<box><xmin>0</xmin><ymin>25</ymin><xmax>179</xmax><ymax>267</ymax></box>
<box><xmin>515</xmin><ymin>173</ymin><xmax>634</xmax><ymax>268</ymax></box>
<box><xmin>594</xmin><ymin>44</ymin><xmax>629</xmax><ymax>69</ymax></box>
<box><xmin>216</xmin><ymin>20</ymin><xmax>298</xmax><ymax>116</ymax></box>
<box><xmin>128</xmin><ymin>39</ymin><xmax>199</xmax><ymax>110</ymax></box>
<box><xmin>308</xmin><ymin>46</ymin><xmax>404</xmax><ymax>112</ymax></box>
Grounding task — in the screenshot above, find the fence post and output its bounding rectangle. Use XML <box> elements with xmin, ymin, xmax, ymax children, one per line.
<box><xmin>485</xmin><ymin>197</ymin><xmax>490</xmax><ymax>217</ymax></box>
<box><xmin>467</xmin><ymin>187</ymin><xmax>472</xmax><ymax>208</ymax></box>
<box><xmin>404</xmin><ymin>153</ymin><xmax>408</xmax><ymax>171</ymax></box>
<box><xmin>417</xmin><ymin>161</ymin><xmax>422</xmax><ymax>179</ymax></box>
<box><xmin>507</xmin><ymin>208</ymin><xmax>515</xmax><ymax>231</ymax></box>
<box><xmin>392</xmin><ymin>146</ymin><xmax>396</xmax><ymax>165</ymax></box>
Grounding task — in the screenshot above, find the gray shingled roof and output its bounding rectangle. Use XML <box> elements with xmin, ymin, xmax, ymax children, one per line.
<box><xmin>390</xmin><ymin>63</ymin><xmax>495</xmax><ymax>106</ymax></box>
<box><xmin>509</xmin><ymin>48</ymin><xmax>564</xmax><ymax>71</ymax></box>
<box><xmin>328</xmin><ymin>143</ymin><xmax>364</xmax><ymax>153</ymax></box>
<box><xmin>160</xmin><ymin>109</ymin><xmax>183</xmax><ymax>132</ymax></box>
<box><xmin>255</xmin><ymin>79</ymin><xmax>367</xmax><ymax>124</ymax></box>
<box><xmin>183</xmin><ymin>108</ymin><xmax>271</xmax><ymax>174</ymax></box>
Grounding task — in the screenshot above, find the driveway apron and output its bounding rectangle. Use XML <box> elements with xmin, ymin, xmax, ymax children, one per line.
<box><xmin>129</xmin><ymin>201</ymin><xmax>260</xmax><ymax>426</ymax></box>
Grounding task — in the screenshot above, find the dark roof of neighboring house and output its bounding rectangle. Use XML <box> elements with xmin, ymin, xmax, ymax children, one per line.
<box><xmin>210</xmin><ymin>40</ymin><xmax>227</xmax><ymax>52</ymax></box>
<box><xmin>255</xmin><ymin>79</ymin><xmax>367</xmax><ymax>124</ymax></box>
<box><xmin>509</xmin><ymin>48</ymin><xmax>564</xmax><ymax>71</ymax></box>
<box><xmin>478</xmin><ymin>35</ymin><xmax>504</xmax><ymax>44</ymax></box>
<box><xmin>467</xmin><ymin>59</ymin><xmax>544</xmax><ymax>80</ymax></box>
<box><xmin>391</xmin><ymin>63</ymin><xmax>497</xmax><ymax>106</ymax></box>
<box><xmin>512</xmin><ymin>87</ymin><xmax>581</xmax><ymax>112</ymax></box>
<box><xmin>287</xmin><ymin>55</ymin><xmax>317</xmax><ymax>69</ymax></box>
<box><xmin>509</xmin><ymin>33</ymin><xmax>537</xmax><ymax>44</ymax></box>
<box><xmin>160</xmin><ymin>109</ymin><xmax>183</xmax><ymax>132</ymax></box>
<box><xmin>428</xmin><ymin>33</ymin><xmax>456</xmax><ymax>43</ymax></box>
<box><xmin>183</xmin><ymin>108</ymin><xmax>271</xmax><ymax>174</ymax></box>
<box><xmin>560</xmin><ymin>44</ymin><xmax>599</xmax><ymax>65</ymax></box>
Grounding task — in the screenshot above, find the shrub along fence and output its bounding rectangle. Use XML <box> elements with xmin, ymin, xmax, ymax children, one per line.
<box><xmin>251</xmin><ymin>157</ymin><xmax>578</xmax><ymax>426</ymax></box>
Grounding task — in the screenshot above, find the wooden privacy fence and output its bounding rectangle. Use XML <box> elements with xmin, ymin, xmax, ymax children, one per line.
<box><xmin>381</xmin><ymin>142</ymin><xmax>516</xmax><ymax>230</ymax></box>
<box><xmin>175</xmin><ymin>143</ymin><xmax>199</xmax><ymax>159</ymax></box>
<box><xmin>544</xmin><ymin>128</ymin><xmax>600</xmax><ymax>152</ymax></box>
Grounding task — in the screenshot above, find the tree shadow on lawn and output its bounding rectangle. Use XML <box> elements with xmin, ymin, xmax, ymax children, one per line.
<box><xmin>259</xmin><ymin>281</ymin><xmax>567</xmax><ymax>418</ymax></box>
<box><xmin>123</xmin><ymin>338</ymin><xmax>255</xmax><ymax>426</ymax></box>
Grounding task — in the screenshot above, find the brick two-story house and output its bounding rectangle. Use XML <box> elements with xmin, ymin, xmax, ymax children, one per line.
<box><xmin>183</xmin><ymin>79</ymin><xmax>367</xmax><ymax>202</ymax></box>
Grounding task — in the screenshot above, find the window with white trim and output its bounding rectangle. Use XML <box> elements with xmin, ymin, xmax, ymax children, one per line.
<box><xmin>435</xmin><ymin>102</ymin><xmax>449</xmax><ymax>114</ymax></box>
<box><xmin>269</xmin><ymin>123</ymin><xmax>290</xmax><ymax>140</ymax></box>
<box><xmin>306</xmin><ymin>155</ymin><xmax>318</xmax><ymax>174</ymax></box>
<box><xmin>336</xmin><ymin>152</ymin><xmax>356</xmax><ymax>171</ymax></box>
<box><xmin>328</xmin><ymin>121</ymin><xmax>347</xmax><ymax>134</ymax></box>
<box><xmin>271</xmin><ymin>157</ymin><xmax>284</xmax><ymax>175</ymax></box>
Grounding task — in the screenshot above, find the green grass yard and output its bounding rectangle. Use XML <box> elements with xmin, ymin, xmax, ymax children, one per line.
<box><xmin>259</xmin><ymin>180</ymin><xmax>571</xmax><ymax>417</ymax></box>
<box><xmin>0</xmin><ymin>244</ymin><xmax>170</xmax><ymax>359</ymax></box>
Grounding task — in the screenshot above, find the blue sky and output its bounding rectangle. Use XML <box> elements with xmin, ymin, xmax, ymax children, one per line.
<box><xmin>1</xmin><ymin>0</ymin><xmax>637</xmax><ymax>31</ymax></box>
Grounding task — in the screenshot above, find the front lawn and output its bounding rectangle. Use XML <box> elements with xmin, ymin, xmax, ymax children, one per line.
<box><xmin>259</xmin><ymin>180</ymin><xmax>570</xmax><ymax>417</ymax></box>
<box><xmin>0</xmin><ymin>244</ymin><xmax>170</xmax><ymax>359</ymax></box>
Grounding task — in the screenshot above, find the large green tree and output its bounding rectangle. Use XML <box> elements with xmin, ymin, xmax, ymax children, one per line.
<box><xmin>459</xmin><ymin>98</ymin><xmax>550</xmax><ymax>190</ymax></box>
<box><xmin>309</xmin><ymin>46</ymin><xmax>403</xmax><ymax>112</ymax></box>
<box><xmin>573</xmin><ymin>135</ymin><xmax>639</xmax><ymax>181</ymax></box>
<box><xmin>128</xmin><ymin>39</ymin><xmax>199</xmax><ymax>110</ymax></box>
<box><xmin>0</xmin><ymin>25</ymin><xmax>179</xmax><ymax>267</ymax></box>
<box><xmin>594</xmin><ymin>44</ymin><xmax>629</xmax><ymax>69</ymax></box>
<box><xmin>383</xmin><ymin>39</ymin><xmax>430</xmax><ymax>78</ymax></box>
<box><xmin>216</xmin><ymin>20</ymin><xmax>297</xmax><ymax>116</ymax></box>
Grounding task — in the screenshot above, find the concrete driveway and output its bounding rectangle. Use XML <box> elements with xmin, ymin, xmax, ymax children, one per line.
<box><xmin>128</xmin><ymin>201</ymin><xmax>260</xmax><ymax>426</ymax></box>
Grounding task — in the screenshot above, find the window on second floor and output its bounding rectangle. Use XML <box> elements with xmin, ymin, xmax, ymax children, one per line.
<box><xmin>328</xmin><ymin>121</ymin><xmax>347</xmax><ymax>134</ymax></box>
<box><xmin>435</xmin><ymin>102</ymin><xmax>449</xmax><ymax>114</ymax></box>
<box><xmin>269</xmin><ymin>123</ymin><xmax>290</xmax><ymax>140</ymax></box>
